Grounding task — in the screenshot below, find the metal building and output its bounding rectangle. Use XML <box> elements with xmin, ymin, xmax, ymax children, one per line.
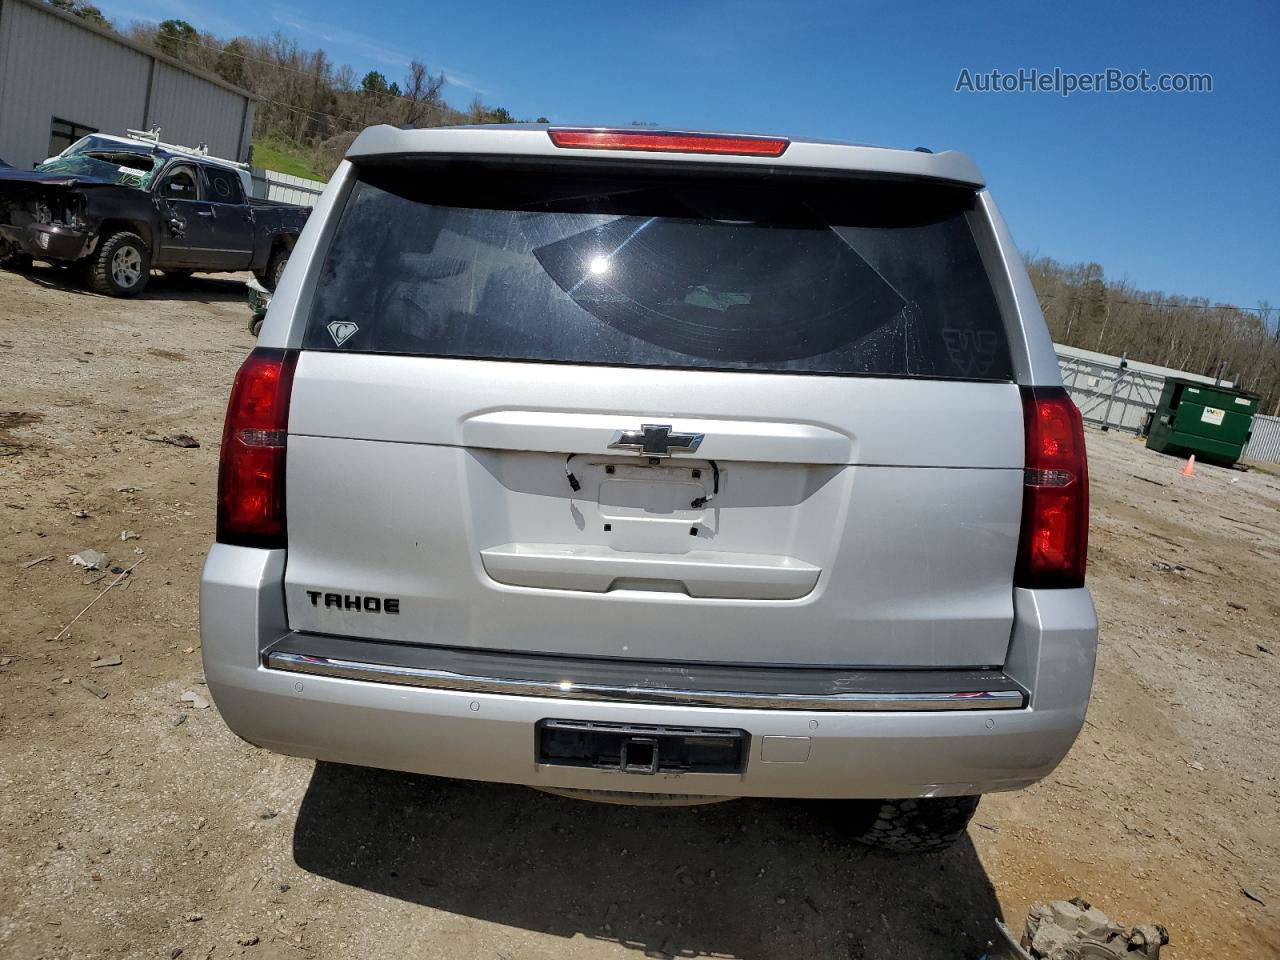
<box><xmin>0</xmin><ymin>0</ymin><xmax>255</xmax><ymax>169</ymax></box>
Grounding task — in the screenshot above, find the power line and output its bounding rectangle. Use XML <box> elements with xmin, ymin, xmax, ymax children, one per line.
<box><xmin>1037</xmin><ymin>292</ymin><xmax>1273</xmax><ymax>315</ymax></box>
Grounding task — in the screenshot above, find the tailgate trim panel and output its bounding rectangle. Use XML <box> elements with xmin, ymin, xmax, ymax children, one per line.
<box><xmin>264</xmin><ymin>635</ymin><xmax>1026</xmax><ymax>712</ymax></box>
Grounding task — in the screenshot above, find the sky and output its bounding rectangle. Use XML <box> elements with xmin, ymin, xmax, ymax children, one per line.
<box><xmin>95</xmin><ymin>0</ymin><xmax>1279</xmax><ymax>311</ymax></box>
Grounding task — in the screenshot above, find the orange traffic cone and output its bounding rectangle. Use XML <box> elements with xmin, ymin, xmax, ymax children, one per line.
<box><xmin>1182</xmin><ymin>454</ymin><xmax>1196</xmax><ymax>477</ymax></box>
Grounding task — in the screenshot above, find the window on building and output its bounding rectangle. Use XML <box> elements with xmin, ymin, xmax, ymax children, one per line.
<box><xmin>48</xmin><ymin>118</ymin><xmax>99</xmax><ymax>158</ymax></box>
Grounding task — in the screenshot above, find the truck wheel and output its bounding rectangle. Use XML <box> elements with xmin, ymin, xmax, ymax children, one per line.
<box><xmin>848</xmin><ymin>795</ymin><xmax>980</xmax><ymax>853</ymax></box>
<box><xmin>1</xmin><ymin>243</ymin><xmax>32</xmax><ymax>272</ymax></box>
<box><xmin>257</xmin><ymin>247</ymin><xmax>289</xmax><ymax>291</ymax></box>
<box><xmin>89</xmin><ymin>232</ymin><xmax>150</xmax><ymax>297</ymax></box>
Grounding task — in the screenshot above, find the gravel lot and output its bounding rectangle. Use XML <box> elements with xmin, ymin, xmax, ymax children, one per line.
<box><xmin>1</xmin><ymin>264</ymin><xmax>1277</xmax><ymax>959</ymax></box>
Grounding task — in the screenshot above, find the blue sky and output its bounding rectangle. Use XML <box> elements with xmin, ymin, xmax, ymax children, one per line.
<box><xmin>97</xmin><ymin>0</ymin><xmax>1278</xmax><ymax>311</ymax></box>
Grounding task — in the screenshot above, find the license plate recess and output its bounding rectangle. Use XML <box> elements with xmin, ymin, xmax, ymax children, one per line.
<box><xmin>536</xmin><ymin>719</ymin><xmax>749</xmax><ymax>775</ymax></box>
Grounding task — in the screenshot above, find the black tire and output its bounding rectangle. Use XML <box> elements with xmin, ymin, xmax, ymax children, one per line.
<box><xmin>1</xmin><ymin>243</ymin><xmax>32</xmax><ymax>272</ymax></box>
<box><xmin>248</xmin><ymin>315</ymin><xmax>264</xmax><ymax>337</ymax></box>
<box><xmin>256</xmin><ymin>246</ymin><xmax>289</xmax><ymax>291</ymax></box>
<box><xmin>849</xmin><ymin>795</ymin><xmax>981</xmax><ymax>853</ymax></box>
<box><xmin>88</xmin><ymin>231</ymin><xmax>150</xmax><ymax>297</ymax></box>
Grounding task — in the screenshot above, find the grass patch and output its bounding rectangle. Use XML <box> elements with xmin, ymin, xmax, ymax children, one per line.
<box><xmin>251</xmin><ymin>138</ymin><xmax>322</xmax><ymax>180</ymax></box>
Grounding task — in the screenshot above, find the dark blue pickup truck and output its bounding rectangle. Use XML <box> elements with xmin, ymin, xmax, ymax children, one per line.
<box><xmin>0</xmin><ymin>135</ymin><xmax>308</xmax><ymax>296</ymax></box>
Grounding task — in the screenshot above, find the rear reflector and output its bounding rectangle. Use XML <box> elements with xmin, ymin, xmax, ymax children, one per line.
<box><xmin>548</xmin><ymin>128</ymin><xmax>789</xmax><ymax>158</ymax></box>
<box><xmin>216</xmin><ymin>348</ymin><xmax>298</xmax><ymax>549</ymax></box>
<box><xmin>1016</xmin><ymin>386</ymin><xmax>1089</xmax><ymax>588</ymax></box>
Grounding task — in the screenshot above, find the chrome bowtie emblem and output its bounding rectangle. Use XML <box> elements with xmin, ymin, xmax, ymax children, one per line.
<box><xmin>608</xmin><ymin>423</ymin><xmax>704</xmax><ymax>458</ymax></box>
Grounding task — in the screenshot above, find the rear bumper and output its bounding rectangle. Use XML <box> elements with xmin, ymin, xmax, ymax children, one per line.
<box><xmin>200</xmin><ymin>544</ymin><xmax>1097</xmax><ymax>799</ymax></box>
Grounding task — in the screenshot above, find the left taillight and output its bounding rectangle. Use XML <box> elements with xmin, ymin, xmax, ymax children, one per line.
<box><xmin>216</xmin><ymin>348</ymin><xmax>298</xmax><ymax>548</ymax></box>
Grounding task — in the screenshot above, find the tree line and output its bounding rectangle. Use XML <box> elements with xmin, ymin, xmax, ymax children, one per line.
<box><xmin>1028</xmin><ymin>256</ymin><xmax>1279</xmax><ymax>416</ymax></box>
<box><xmin>45</xmin><ymin>3</ymin><xmax>535</xmax><ymax>175</ymax></box>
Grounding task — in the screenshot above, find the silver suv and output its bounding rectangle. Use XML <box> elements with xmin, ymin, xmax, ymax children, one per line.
<box><xmin>200</xmin><ymin>125</ymin><xmax>1096</xmax><ymax>852</ymax></box>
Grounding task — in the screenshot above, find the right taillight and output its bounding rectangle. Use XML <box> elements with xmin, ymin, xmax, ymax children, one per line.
<box><xmin>1016</xmin><ymin>386</ymin><xmax>1089</xmax><ymax>589</ymax></box>
<box><xmin>216</xmin><ymin>348</ymin><xmax>298</xmax><ymax>549</ymax></box>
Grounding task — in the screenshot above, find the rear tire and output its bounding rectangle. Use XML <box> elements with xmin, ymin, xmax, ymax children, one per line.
<box><xmin>848</xmin><ymin>795</ymin><xmax>980</xmax><ymax>853</ymax></box>
<box><xmin>88</xmin><ymin>231</ymin><xmax>150</xmax><ymax>297</ymax></box>
<box><xmin>256</xmin><ymin>246</ymin><xmax>289</xmax><ymax>291</ymax></box>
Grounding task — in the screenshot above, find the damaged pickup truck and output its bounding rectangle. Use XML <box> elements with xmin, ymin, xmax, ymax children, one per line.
<box><xmin>0</xmin><ymin>135</ymin><xmax>308</xmax><ymax>296</ymax></box>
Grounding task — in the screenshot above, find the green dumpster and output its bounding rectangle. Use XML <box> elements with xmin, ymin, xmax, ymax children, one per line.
<box><xmin>1145</xmin><ymin>377</ymin><xmax>1258</xmax><ymax>465</ymax></box>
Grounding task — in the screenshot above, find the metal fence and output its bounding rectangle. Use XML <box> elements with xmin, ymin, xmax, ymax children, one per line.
<box><xmin>1055</xmin><ymin>344</ymin><xmax>1280</xmax><ymax>465</ymax></box>
<box><xmin>1057</xmin><ymin>347</ymin><xmax>1173</xmax><ymax>434</ymax></box>
<box><xmin>1244</xmin><ymin>415</ymin><xmax>1280</xmax><ymax>464</ymax></box>
<box><xmin>249</xmin><ymin>168</ymin><xmax>326</xmax><ymax>207</ymax></box>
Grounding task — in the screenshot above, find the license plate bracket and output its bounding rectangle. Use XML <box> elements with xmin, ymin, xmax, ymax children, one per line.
<box><xmin>536</xmin><ymin>719</ymin><xmax>749</xmax><ymax>775</ymax></box>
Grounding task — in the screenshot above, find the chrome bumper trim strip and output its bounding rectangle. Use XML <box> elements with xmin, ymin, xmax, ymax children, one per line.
<box><xmin>265</xmin><ymin>651</ymin><xmax>1026</xmax><ymax>712</ymax></box>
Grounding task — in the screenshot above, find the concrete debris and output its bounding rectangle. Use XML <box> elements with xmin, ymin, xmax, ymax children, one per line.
<box><xmin>79</xmin><ymin>680</ymin><xmax>109</xmax><ymax>699</ymax></box>
<box><xmin>0</xmin><ymin>656</ymin><xmax>13</xmax><ymax>667</ymax></box>
<box><xmin>116</xmin><ymin>485</ymin><xmax>142</xmax><ymax>493</ymax></box>
<box><xmin>173</xmin><ymin>714</ymin><xmax>187</xmax><ymax>727</ymax></box>
<box><xmin>985</xmin><ymin>898</ymin><xmax>1168</xmax><ymax>959</ymax></box>
<box><xmin>1241</xmin><ymin>887</ymin><xmax>1265</xmax><ymax>905</ymax></box>
<box><xmin>180</xmin><ymin>691</ymin><xmax>211</xmax><ymax>709</ymax></box>
<box><xmin>236</xmin><ymin>935</ymin><xmax>259</xmax><ymax>946</ymax></box>
<box><xmin>72</xmin><ymin>509</ymin><xmax>90</xmax><ymax>519</ymax></box>
<box><xmin>119</xmin><ymin>530</ymin><xmax>140</xmax><ymax>541</ymax></box>
<box><xmin>91</xmin><ymin>655</ymin><xmax>122</xmax><ymax>668</ymax></box>
<box><xmin>68</xmin><ymin>549</ymin><xmax>108</xmax><ymax>570</ymax></box>
<box><xmin>184</xmin><ymin>913</ymin><xmax>203</xmax><ymax>922</ymax></box>
<box><xmin>1186</xmin><ymin>759</ymin><xmax>1205</xmax><ymax>771</ymax></box>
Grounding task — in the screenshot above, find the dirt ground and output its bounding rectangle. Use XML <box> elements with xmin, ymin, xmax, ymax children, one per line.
<box><xmin>1</xmin><ymin>263</ymin><xmax>1277</xmax><ymax>960</ymax></box>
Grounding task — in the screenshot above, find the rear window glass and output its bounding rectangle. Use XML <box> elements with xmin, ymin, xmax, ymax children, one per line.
<box><xmin>202</xmin><ymin>165</ymin><xmax>244</xmax><ymax>204</ymax></box>
<box><xmin>304</xmin><ymin>162</ymin><xmax>1013</xmax><ymax>380</ymax></box>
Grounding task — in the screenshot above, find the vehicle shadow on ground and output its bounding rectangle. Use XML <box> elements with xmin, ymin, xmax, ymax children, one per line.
<box><xmin>293</xmin><ymin>763</ymin><xmax>1002</xmax><ymax>960</ymax></box>
<box><xmin>12</xmin><ymin>265</ymin><xmax>247</xmax><ymax>302</ymax></box>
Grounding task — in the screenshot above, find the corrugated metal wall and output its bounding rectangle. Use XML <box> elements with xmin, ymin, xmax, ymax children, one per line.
<box><xmin>1058</xmin><ymin>349</ymin><xmax>1168</xmax><ymax>433</ymax></box>
<box><xmin>0</xmin><ymin>0</ymin><xmax>254</xmax><ymax>169</ymax></box>
<box><xmin>1244</xmin><ymin>415</ymin><xmax>1280</xmax><ymax>465</ymax></box>
<box><xmin>249</xmin><ymin>168</ymin><xmax>326</xmax><ymax>207</ymax></box>
<box><xmin>0</xmin><ymin>0</ymin><xmax>150</xmax><ymax>167</ymax></box>
<box><xmin>149</xmin><ymin>61</ymin><xmax>251</xmax><ymax>161</ymax></box>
